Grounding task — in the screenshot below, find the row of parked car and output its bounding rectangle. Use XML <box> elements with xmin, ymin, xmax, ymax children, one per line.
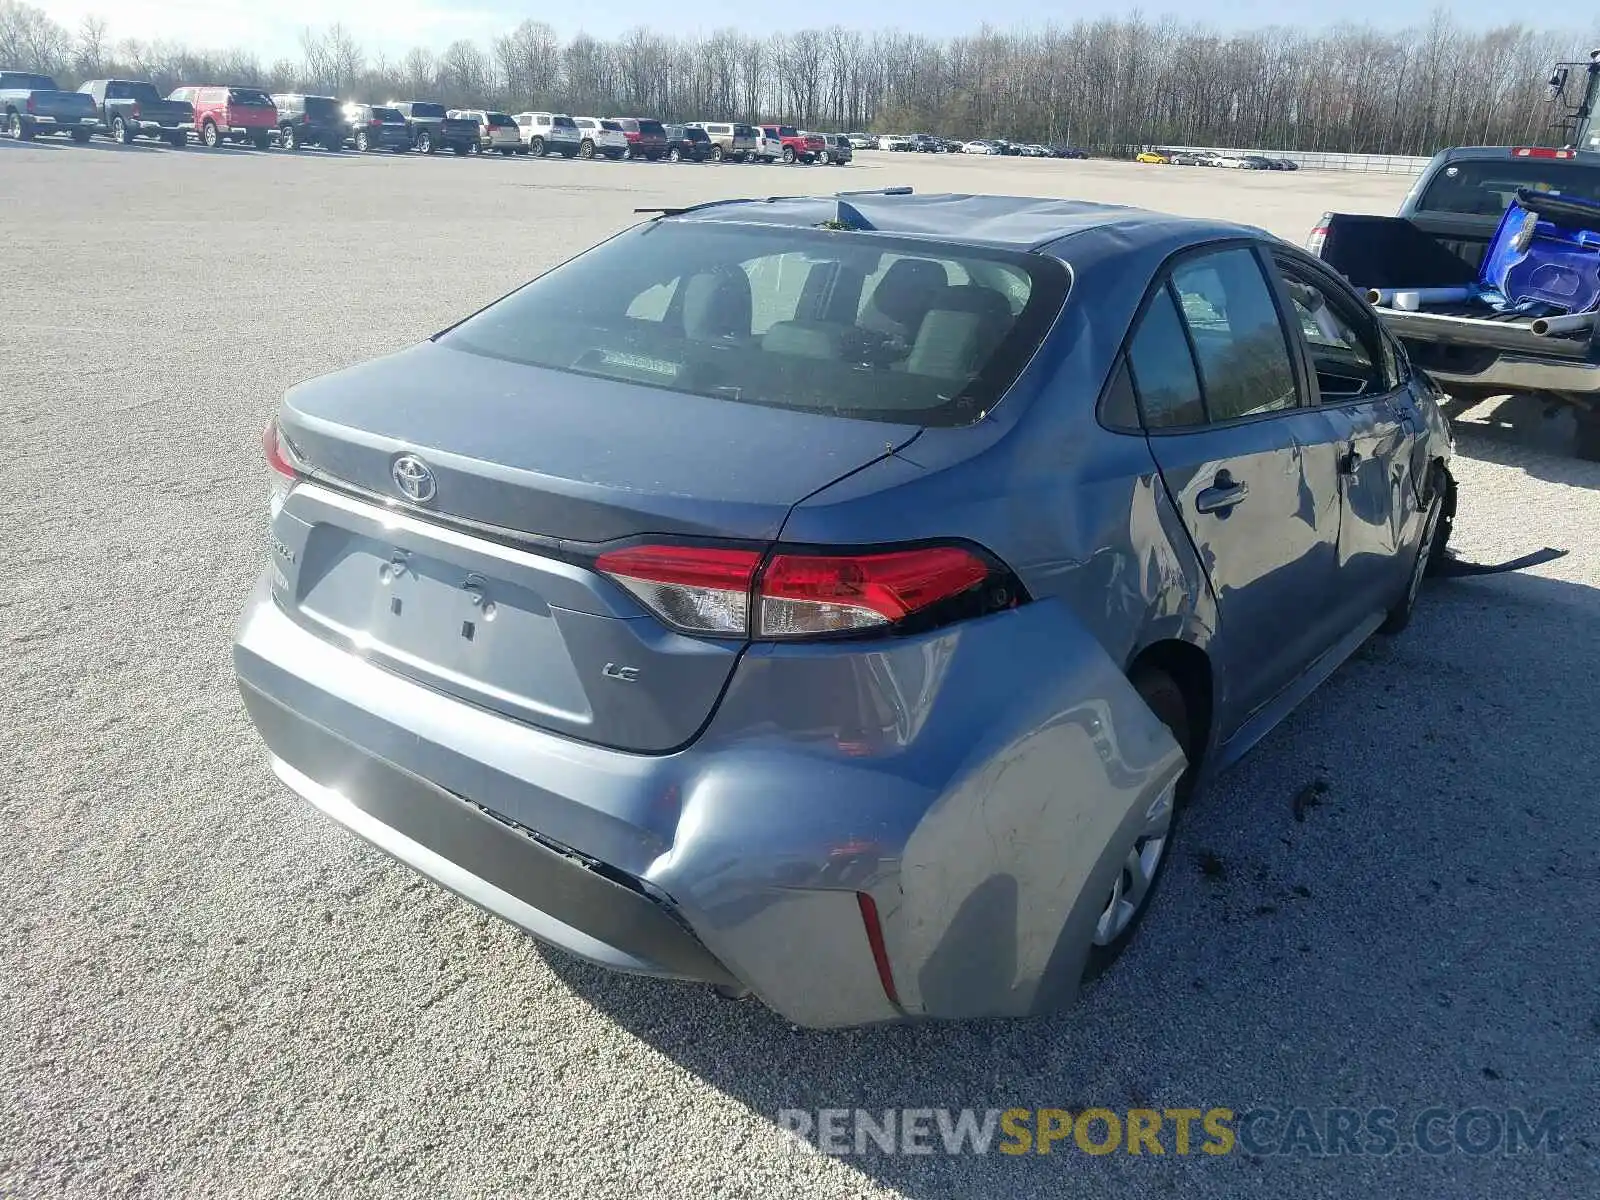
<box><xmin>850</xmin><ymin>132</ymin><xmax>1091</xmax><ymax>158</ymax></box>
<box><xmin>1136</xmin><ymin>148</ymin><xmax>1301</xmax><ymax>170</ymax></box>
<box><xmin>0</xmin><ymin>72</ymin><xmax>858</xmax><ymax>165</ymax></box>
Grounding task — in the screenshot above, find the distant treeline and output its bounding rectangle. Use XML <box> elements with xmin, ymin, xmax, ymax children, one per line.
<box><xmin>3</xmin><ymin>1</ymin><xmax>1596</xmax><ymax>153</ymax></box>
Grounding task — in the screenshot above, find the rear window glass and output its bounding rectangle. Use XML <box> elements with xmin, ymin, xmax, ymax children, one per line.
<box><xmin>778</xmin><ymin>126</ymin><xmax>798</xmax><ymax>137</ymax></box>
<box><xmin>1417</xmin><ymin>159</ymin><xmax>1600</xmax><ymax>216</ymax></box>
<box><xmin>373</xmin><ymin>107</ymin><xmax>402</xmax><ymax>121</ymax></box>
<box><xmin>304</xmin><ymin>97</ymin><xmax>340</xmax><ymax>118</ymax></box>
<box><xmin>228</xmin><ymin>89</ymin><xmax>273</xmax><ymax>106</ymax></box>
<box><xmin>553</xmin><ymin>116</ymin><xmax>577</xmax><ymax>129</ymax></box>
<box><xmin>409</xmin><ymin>102</ymin><xmax>446</xmax><ymax>118</ymax></box>
<box><xmin>439</xmin><ymin>223</ymin><xmax>1068</xmax><ymax>427</ymax></box>
<box><xmin>488</xmin><ymin>113</ymin><xmax>516</xmax><ymax>127</ymax></box>
<box><xmin>601</xmin><ymin>119</ymin><xmax>623</xmax><ymax>132</ymax></box>
<box><xmin>637</xmin><ymin>120</ymin><xmax>665</xmax><ymax>136</ymax></box>
<box><xmin>733</xmin><ymin>124</ymin><xmax>755</xmax><ymax>136</ymax></box>
<box><xmin>685</xmin><ymin>127</ymin><xmax>709</xmax><ymax>141</ymax></box>
<box><xmin>1</xmin><ymin>73</ymin><xmax>57</xmax><ymax>90</ymax></box>
<box><xmin>613</xmin><ymin>118</ymin><xmax>638</xmax><ymax>131</ymax></box>
<box><xmin>109</xmin><ymin>81</ymin><xmax>160</xmax><ymax>102</ymax></box>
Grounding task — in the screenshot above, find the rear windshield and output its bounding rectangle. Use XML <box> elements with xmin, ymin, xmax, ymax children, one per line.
<box><xmin>228</xmin><ymin>89</ymin><xmax>273</xmax><ymax>107</ymax></box>
<box><xmin>733</xmin><ymin>124</ymin><xmax>755</xmax><ymax>136</ymax></box>
<box><xmin>684</xmin><ymin>127</ymin><xmax>710</xmax><ymax>141</ymax></box>
<box><xmin>1</xmin><ymin>73</ymin><xmax>57</xmax><ymax>91</ymax></box>
<box><xmin>778</xmin><ymin>125</ymin><xmax>798</xmax><ymax>137</ymax></box>
<box><xmin>439</xmin><ymin>222</ymin><xmax>1068</xmax><ymax>426</ymax></box>
<box><xmin>372</xmin><ymin>107</ymin><xmax>403</xmax><ymax>121</ymax></box>
<box><xmin>613</xmin><ymin>118</ymin><xmax>638</xmax><ymax>131</ymax></box>
<box><xmin>637</xmin><ymin>120</ymin><xmax>664</xmax><ymax>136</ymax></box>
<box><xmin>108</xmin><ymin>81</ymin><xmax>161</xmax><ymax>102</ymax></box>
<box><xmin>304</xmin><ymin>96</ymin><xmax>340</xmax><ymax>118</ymax></box>
<box><xmin>601</xmin><ymin>119</ymin><xmax>623</xmax><ymax>132</ymax></box>
<box><xmin>488</xmin><ymin>113</ymin><xmax>516</xmax><ymax>127</ymax></box>
<box><xmin>553</xmin><ymin>115</ymin><xmax>577</xmax><ymax>129</ymax></box>
<box><xmin>1417</xmin><ymin>159</ymin><xmax>1600</xmax><ymax>216</ymax></box>
<box><xmin>409</xmin><ymin>102</ymin><xmax>447</xmax><ymax>118</ymax></box>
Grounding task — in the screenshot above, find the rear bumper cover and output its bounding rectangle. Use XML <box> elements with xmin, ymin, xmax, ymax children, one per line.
<box><xmin>233</xmin><ymin>567</ymin><xmax>1182</xmax><ymax>1028</ymax></box>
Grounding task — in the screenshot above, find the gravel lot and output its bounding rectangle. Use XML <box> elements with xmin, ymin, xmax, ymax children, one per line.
<box><xmin>3</xmin><ymin>141</ymin><xmax>1598</xmax><ymax>1199</ymax></box>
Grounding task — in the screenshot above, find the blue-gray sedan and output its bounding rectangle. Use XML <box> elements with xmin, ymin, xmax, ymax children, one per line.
<box><xmin>234</xmin><ymin>190</ymin><xmax>1457</xmax><ymax>1028</ymax></box>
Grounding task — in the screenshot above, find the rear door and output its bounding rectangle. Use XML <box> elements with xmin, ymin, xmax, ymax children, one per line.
<box><xmin>1266</xmin><ymin>250</ymin><xmax>1421</xmax><ymax>623</ymax></box>
<box><xmin>1133</xmin><ymin>243</ymin><xmax>1346</xmax><ymax>727</ymax></box>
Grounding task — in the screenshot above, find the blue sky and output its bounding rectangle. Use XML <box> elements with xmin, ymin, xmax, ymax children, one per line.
<box><xmin>41</xmin><ymin>0</ymin><xmax>1541</xmax><ymax>64</ymax></box>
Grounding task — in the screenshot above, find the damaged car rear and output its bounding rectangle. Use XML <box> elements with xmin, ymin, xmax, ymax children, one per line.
<box><xmin>233</xmin><ymin>191</ymin><xmax>1454</xmax><ymax>1027</ymax></box>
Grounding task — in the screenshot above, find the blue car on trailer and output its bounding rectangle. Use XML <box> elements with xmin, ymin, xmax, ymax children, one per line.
<box><xmin>234</xmin><ymin>189</ymin><xmax>1455</xmax><ymax>1027</ymax></box>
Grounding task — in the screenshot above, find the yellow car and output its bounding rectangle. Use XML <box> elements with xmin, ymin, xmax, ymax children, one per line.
<box><xmin>1136</xmin><ymin>151</ymin><xmax>1170</xmax><ymax>165</ymax></box>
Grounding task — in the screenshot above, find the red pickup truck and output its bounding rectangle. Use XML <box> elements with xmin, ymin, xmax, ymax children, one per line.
<box><xmin>168</xmin><ymin>85</ymin><xmax>277</xmax><ymax>149</ymax></box>
<box><xmin>761</xmin><ymin>124</ymin><xmax>824</xmax><ymax>164</ymax></box>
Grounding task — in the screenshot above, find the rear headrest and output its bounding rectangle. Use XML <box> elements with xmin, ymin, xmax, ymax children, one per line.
<box><xmin>864</xmin><ymin>258</ymin><xmax>949</xmax><ymax>329</ymax></box>
<box><xmin>682</xmin><ymin>267</ymin><xmax>752</xmax><ymax>341</ymax></box>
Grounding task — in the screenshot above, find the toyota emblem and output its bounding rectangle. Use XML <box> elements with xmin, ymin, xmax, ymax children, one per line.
<box><xmin>391</xmin><ymin>454</ymin><xmax>436</xmax><ymax>503</ymax></box>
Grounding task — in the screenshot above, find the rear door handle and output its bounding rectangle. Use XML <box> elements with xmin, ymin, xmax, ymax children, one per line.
<box><xmin>1195</xmin><ymin>473</ymin><xmax>1249</xmax><ymax>515</ymax></box>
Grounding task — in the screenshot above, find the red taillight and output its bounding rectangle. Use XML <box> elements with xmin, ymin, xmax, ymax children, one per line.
<box><xmin>760</xmin><ymin>547</ymin><xmax>990</xmax><ymax>635</ymax></box>
<box><xmin>1305</xmin><ymin>212</ymin><xmax>1331</xmax><ymax>256</ymax></box>
<box><xmin>595</xmin><ymin>545</ymin><xmax>760</xmax><ymax>636</ymax></box>
<box><xmin>25</xmin><ymin>96</ymin><xmax>36</xmax><ymax>114</ymax></box>
<box><xmin>369</xmin><ymin>118</ymin><xmax>381</xmax><ymax>128</ymax></box>
<box><xmin>1512</xmin><ymin>146</ymin><xmax>1576</xmax><ymax>158</ymax></box>
<box><xmin>130</xmin><ymin>101</ymin><xmax>141</xmax><ymax>119</ymax></box>
<box><xmin>857</xmin><ymin>893</ymin><xmax>899</xmax><ymax>1005</ymax></box>
<box><xmin>596</xmin><ymin>543</ymin><xmax>1001</xmax><ymax>639</ymax></box>
<box><xmin>262</xmin><ymin>418</ymin><xmax>297</xmax><ymax>481</ymax></box>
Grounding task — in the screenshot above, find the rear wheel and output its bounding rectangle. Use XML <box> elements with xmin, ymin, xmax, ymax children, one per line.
<box><xmin>711</xmin><ymin>144</ymin><xmax>724</xmax><ymax>162</ymax></box>
<box><xmin>417</xmin><ymin>130</ymin><xmax>434</xmax><ymax>154</ymax></box>
<box><xmin>1082</xmin><ymin>667</ymin><xmax>1190</xmax><ymax>982</ymax></box>
<box><xmin>452</xmin><ymin>142</ymin><xmax>467</xmax><ymax>156</ymax></box>
<box><xmin>71</xmin><ymin>127</ymin><xmax>91</xmax><ymax>143</ymax></box>
<box><xmin>111</xmin><ymin>115</ymin><xmax>132</xmax><ymax>144</ymax></box>
<box><xmin>281</xmin><ymin>125</ymin><xmax>299</xmax><ymax>150</ymax></box>
<box><xmin>356</xmin><ymin>130</ymin><xmax>371</xmax><ymax>152</ymax></box>
<box><xmin>579</xmin><ymin>138</ymin><xmax>595</xmax><ymax>159</ymax></box>
<box><xmin>668</xmin><ymin>146</ymin><xmax>681</xmax><ymax>162</ymax></box>
<box><xmin>201</xmin><ymin>120</ymin><xmax>219</xmax><ymax>148</ymax></box>
<box><xmin>782</xmin><ymin>146</ymin><xmax>796</xmax><ymax>164</ymax></box>
<box><xmin>529</xmin><ymin>136</ymin><xmax>544</xmax><ymax>157</ymax></box>
<box><xmin>167</xmin><ymin>131</ymin><xmax>187</xmax><ymax>148</ymax></box>
<box><xmin>252</xmin><ymin>132</ymin><xmax>271</xmax><ymax>150</ymax></box>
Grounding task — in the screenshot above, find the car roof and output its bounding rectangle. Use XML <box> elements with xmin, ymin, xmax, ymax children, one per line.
<box><xmin>663</xmin><ymin>190</ymin><xmax>1265</xmax><ymax>254</ymax></box>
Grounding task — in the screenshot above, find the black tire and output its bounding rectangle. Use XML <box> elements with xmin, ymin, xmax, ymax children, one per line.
<box><xmin>111</xmin><ymin>115</ymin><xmax>132</xmax><ymax>144</ymax></box>
<box><xmin>417</xmin><ymin>130</ymin><xmax>434</xmax><ymax>154</ymax></box>
<box><xmin>452</xmin><ymin>143</ymin><xmax>467</xmax><ymax>156</ymax></box>
<box><xmin>668</xmin><ymin>146</ymin><xmax>681</xmax><ymax>162</ymax></box>
<box><xmin>1380</xmin><ymin>469</ymin><xmax>1447</xmax><ymax>635</ymax></box>
<box><xmin>529</xmin><ymin>136</ymin><xmax>544</xmax><ymax>157</ymax></box>
<box><xmin>281</xmin><ymin>125</ymin><xmax>298</xmax><ymax>150</ymax></box>
<box><xmin>167</xmin><ymin>131</ymin><xmax>187</xmax><ymax>148</ymax></box>
<box><xmin>580</xmin><ymin>138</ymin><xmax>595</xmax><ymax>159</ymax></box>
<box><xmin>711</xmin><ymin>144</ymin><xmax>724</xmax><ymax>162</ymax></box>
<box><xmin>356</xmin><ymin>130</ymin><xmax>370</xmax><ymax>152</ymax></box>
<box><xmin>782</xmin><ymin>146</ymin><xmax>796</xmax><ymax>164</ymax></box>
<box><xmin>71</xmin><ymin>128</ymin><xmax>92</xmax><ymax>143</ymax></box>
<box><xmin>1082</xmin><ymin>666</ymin><xmax>1191</xmax><ymax>982</ymax></box>
<box><xmin>252</xmin><ymin>132</ymin><xmax>271</xmax><ymax>150</ymax></box>
<box><xmin>11</xmin><ymin>113</ymin><xmax>34</xmax><ymax>141</ymax></box>
<box><xmin>201</xmin><ymin>120</ymin><xmax>219</xmax><ymax>148</ymax></box>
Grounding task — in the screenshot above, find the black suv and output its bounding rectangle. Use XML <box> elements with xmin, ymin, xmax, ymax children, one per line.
<box><xmin>662</xmin><ymin>123</ymin><xmax>712</xmax><ymax>162</ymax></box>
<box><xmin>270</xmin><ymin>93</ymin><xmax>345</xmax><ymax>150</ymax></box>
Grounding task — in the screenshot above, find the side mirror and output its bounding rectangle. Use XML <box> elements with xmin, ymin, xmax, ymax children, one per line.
<box><xmin>1548</xmin><ymin>66</ymin><xmax>1570</xmax><ymax>102</ymax></box>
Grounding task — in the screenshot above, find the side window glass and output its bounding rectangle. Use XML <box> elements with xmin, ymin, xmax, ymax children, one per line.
<box><xmin>1127</xmin><ymin>286</ymin><xmax>1206</xmax><ymax>428</ymax></box>
<box><xmin>625</xmin><ymin>280</ymin><xmax>679</xmax><ymax>322</ymax></box>
<box><xmin>1171</xmin><ymin>249</ymin><xmax>1299</xmax><ymax>420</ymax></box>
<box><xmin>1273</xmin><ymin>258</ymin><xmax>1392</xmax><ymax>400</ymax></box>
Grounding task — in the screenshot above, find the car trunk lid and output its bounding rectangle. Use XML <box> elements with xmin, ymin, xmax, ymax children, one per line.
<box><xmin>270</xmin><ymin>341</ymin><xmax>919</xmax><ymax>752</ymax></box>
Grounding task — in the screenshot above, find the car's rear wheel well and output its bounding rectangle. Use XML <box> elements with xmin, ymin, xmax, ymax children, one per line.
<box><xmin>1127</xmin><ymin>639</ymin><xmax>1213</xmax><ymax>773</ymax></box>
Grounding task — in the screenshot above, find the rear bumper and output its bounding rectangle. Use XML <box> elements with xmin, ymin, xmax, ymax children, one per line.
<box><xmin>134</xmin><ymin>119</ymin><xmax>192</xmax><ymax>133</ymax></box>
<box><xmin>232</xmin><ymin>566</ymin><xmax>1183</xmax><ymax>1028</ymax></box>
<box><xmin>240</xmin><ymin>682</ymin><xmax>737</xmax><ymax>985</ymax></box>
<box><xmin>1418</xmin><ymin>351</ymin><xmax>1600</xmax><ymax>397</ymax></box>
